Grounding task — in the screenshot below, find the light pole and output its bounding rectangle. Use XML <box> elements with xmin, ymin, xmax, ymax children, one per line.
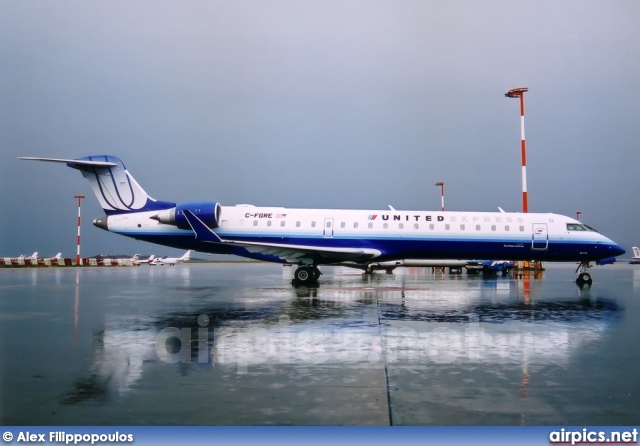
<box><xmin>505</xmin><ymin>87</ymin><xmax>529</xmax><ymax>213</ymax></box>
<box><xmin>74</xmin><ymin>195</ymin><xmax>85</xmax><ymax>266</ymax></box>
<box><xmin>435</xmin><ymin>182</ymin><xmax>445</xmax><ymax>211</ymax></box>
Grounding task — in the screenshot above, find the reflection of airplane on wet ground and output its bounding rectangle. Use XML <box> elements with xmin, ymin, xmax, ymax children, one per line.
<box><xmin>59</xmin><ymin>278</ymin><xmax>621</xmax><ymax>406</ymax></box>
<box><xmin>629</xmin><ymin>247</ymin><xmax>640</xmax><ymax>264</ymax></box>
<box><xmin>21</xmin><ymin>155</ymin><xmax>625</xmax><ymax>285</ymax></box>
<box><xmin>150</xmin><ymin>250</ymin><xmax>191</xmax><ymax>266</ymax></box>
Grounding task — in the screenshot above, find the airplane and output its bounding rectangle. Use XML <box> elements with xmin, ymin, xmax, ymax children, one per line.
<box><xmin>18</xmin><ymin>252</ymin><xmax>38</xmax><ymax>261</ymax></box>
<box><xmin>49</xmin><ymin>253</ymin><xmax>62</xmax><ymax>260</ymax></box>
<box><xmin>132</xmin><ymin>254</ymin><xmax>155</xmax><ymax>265</ymax></box>
<box><xmin>629</xmin><ymin>247</ymin><xmax>640</xmax><ymax>265</ymax></box>
<box><xmin>150</xmin><ymin>250</ymin><xmax>191</xmax><ymax>266</ymax></box>
<box><xmin>19</xmin><ymin>155</ymin><xmax>625</xmax><ymax>286</ymax></box>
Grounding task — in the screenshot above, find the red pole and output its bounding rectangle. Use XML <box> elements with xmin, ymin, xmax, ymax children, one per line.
<box><xmin>519</xmin><ymin>93</ymin><xmax>528</xmax><ymax>213</ymax></box>
<box><xmin>505</xmin><ymin>87</ymin><xmax>529</xmax><ymax>213</ymax></box>
<box><xmin>74</xmin><ymin>195</ymin><xmax>85</xmax><ymax>265</ymax></box>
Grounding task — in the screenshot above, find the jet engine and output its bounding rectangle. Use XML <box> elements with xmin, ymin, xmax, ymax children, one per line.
<box><xmin>152</xmin><ymin>201</ymin><xmax>221</xmax><ymax>229</ymax></box>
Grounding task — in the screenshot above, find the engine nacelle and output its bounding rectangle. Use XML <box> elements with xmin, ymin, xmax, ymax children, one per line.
<box><xmin>153</xmin><ymin>201</ymin><xmax>222</xmax><ymax>230</ymax></box>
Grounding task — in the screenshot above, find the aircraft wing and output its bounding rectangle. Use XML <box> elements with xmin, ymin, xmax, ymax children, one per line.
<box><xmin>183</xmin><ymin>210</ymin><xmax>381</xmax><ymax>264</ymax></box>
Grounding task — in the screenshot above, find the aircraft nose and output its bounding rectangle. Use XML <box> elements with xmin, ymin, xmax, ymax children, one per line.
<box><xmin>614</xmin><ymin>244</ymin><xmax>626</xmax><ymax>256</ymax></box>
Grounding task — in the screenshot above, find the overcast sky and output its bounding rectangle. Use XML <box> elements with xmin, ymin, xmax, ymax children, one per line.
<box><xmin>1</xmin><ymin>0</ymin><xmax>639</xmax><ymax>258</ymax></box>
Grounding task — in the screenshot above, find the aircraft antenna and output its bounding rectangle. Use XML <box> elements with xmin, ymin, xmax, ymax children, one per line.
<box><xmin>505</xmin><ymin>87</ymin><xmax>529</xmax><ymax>213</ymax></box>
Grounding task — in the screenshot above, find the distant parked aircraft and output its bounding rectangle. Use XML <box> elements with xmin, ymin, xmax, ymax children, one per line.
<box><xmin>132</xmin><ymin>254</ymin><xmax>155</xmax><ymax>265</ymax></box>
<box><xmin>630</xmin><ymin>247</ymin><xmax>640</xmax><ymax>264</ymax></box>
<box><xmin>150</xmin><ymin>251</ymin><xmax>191</xmax><ymax>266</ymax></box>
<box><xmin>18</xmin><ymin>252</ymin><xmax>38</xmax><ymax>261</ymax></box>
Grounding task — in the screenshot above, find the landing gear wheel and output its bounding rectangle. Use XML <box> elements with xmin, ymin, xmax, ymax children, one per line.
<box><xmin>293</xmin><ymin>266</ymin><xmax>319</xmax><ymax>285</ymax></box>
<box><xmin>576</xmin><ymin>272</ymin><xmax>592</xmax><ymax>286</ymax></box>
<box><xmin>294</xmin><ymin>267</ymin><xmax>312</xmax><ymax>283</ymax></box>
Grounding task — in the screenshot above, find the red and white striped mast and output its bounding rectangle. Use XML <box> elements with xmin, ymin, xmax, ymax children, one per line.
<box><xmin>435</xmin><ymin>181</ymin><xmax>445</xmax><ymax>211</ymax></box>
<box><xmin>74</xmin><ymin>195</ymin><xmax>85</xmax><ymax>266</ymax></box>
<box><xmin>505</xmin><ymin>87</ymin><xmax>529</xmax><ymax>213</ymax></box>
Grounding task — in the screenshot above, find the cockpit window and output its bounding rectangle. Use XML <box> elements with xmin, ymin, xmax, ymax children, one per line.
<box><xmin>567</xmin><ymin>223</ymin><xmax>595</xmax><ymax>232</ymax></box>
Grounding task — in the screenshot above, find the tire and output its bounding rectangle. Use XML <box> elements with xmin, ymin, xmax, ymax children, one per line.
<box><xmin>576</xmin><ymin>272</ymin><xmax>592</xmax><ymax>286</ymax></box>
<box><xmin>295</xmin><ymin>267</ymin><xmax>311</xmax><ymax>282</ymax></box>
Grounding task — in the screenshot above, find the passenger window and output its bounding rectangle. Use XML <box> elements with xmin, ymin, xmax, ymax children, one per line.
<box><xmin>505</xmin><ymin>225</ymin><xmax>510</xmax><ymax>231</ymax></box>
<box><xmin>354</xmin><ymin>222</ymin><xmax>359</xmax><ymax>229</ymax></box>
<box><xmin>519</xmin><ymin>225</ymin><xmax>524</xmax><ymax>232</ymax></box>
<box><xmin>253</xmin><ymin>220</ymin><xmax>258</xmax><ymax>226</ymax></box>
<box><xmin>368</xmin><ymin>222</ymin><xmax>373</xmax><ymax>229</ymax></box>
<box><xmin>311</xmin><ymin>221</ymin><xmax>316</xmax><ymax>228</ymax></box>
<box><xmin>326</xmin><ymin>221</ymin><xmax>331</xmax><ymax>228</ymax></box>
<box><xmin>445</xmin><ymin>224</ymin><xmax>450</xmax><ymax>230</ymax></box>
<box><xmin>460</xmin><ymin>224</ymin><xmax>465</xmax><ymax>230</ymax></box>
<box><xmin>429</xmin><ymin>224</ymin><xmax>434</xmax><ymax>230</ymax></box>
<box><xmin>296</xmin><ymin>221</ymin><xmax>301</xmax><ymax>227</ymax></box>
<box><xmin>267</xmin><ymin>220</ymin><xmax>272</xmax><ymax>227</ymax></box>
<box><xmin>399</xmin><ymin>223</ymin><xmax>404</xmax><ymax>230</ymax></box>
<box><xmin>491</xmin><ymin>225</ymin><xmax>496</xmax><ymax>231</ymax></box>
<box><xmin>476</xmin><ymin>224</ymin><xmax>481</xmax><ymax>231</ymax></box>
<box><xmin>340</xmin><ymin>222</ymin><xmax>345</xmax><ymax>228</ymax></box>
<box><xmin>383</xmin><ymin>223</ymin><xmax>388</xmax><ymax>229</ymax></box>
<box><xmin>414</xmin><ymin>223</ymin><xmax>419</xmax><ymax>230</ymax></box>
<box><xmin>280</xmin><ymin>221</ymin><xmax>285</xmax><ymax>227</ymax></box>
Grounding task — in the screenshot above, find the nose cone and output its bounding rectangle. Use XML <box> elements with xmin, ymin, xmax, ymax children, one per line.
<box><xmin>93</xmin><ymin>216</ymin><xmax>108</xmax><ymax>231</ymax></box>
<box><xmin>612</xmin><ymin>244</ymin><xmax>626</xmax><ymax>257</ymax></box>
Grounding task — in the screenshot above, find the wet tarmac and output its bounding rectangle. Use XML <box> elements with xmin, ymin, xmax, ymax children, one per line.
<box><xmin>0</xmin><ymin>262</ymin><xmax>638</xmax><ymax>425</ymax></box>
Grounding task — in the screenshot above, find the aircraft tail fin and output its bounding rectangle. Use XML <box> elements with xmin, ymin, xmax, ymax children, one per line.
<box><xmin>181</xmin><ymin>250</ymin><xmax>192</xmax><ymax>261</ymax></box>
<box><xmin>633</xmin><ymin>247</ymin><xmax>640</xmax><ymax>259</ymax></box>
<box><xmin>54</xmin><ymin>253</ymin><xmax>61</xmax><ymax>260</ymax></box>
<box><xmin>19</xmin><ymin>156</ymin><xmax>175</xmax><ymax>215</ymax></box>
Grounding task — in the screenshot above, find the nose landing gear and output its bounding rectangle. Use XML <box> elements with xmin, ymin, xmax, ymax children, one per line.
<box><xmin>575</xmin><ymin>262</ymin><xmax>593</xmax><ymax>286</ymax></box>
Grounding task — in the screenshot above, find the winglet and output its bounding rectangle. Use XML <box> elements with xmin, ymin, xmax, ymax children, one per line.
<box><xmin>183</xmin><ymin>210</ymin><xmax>223</xmax><ymax>243</ymax></box>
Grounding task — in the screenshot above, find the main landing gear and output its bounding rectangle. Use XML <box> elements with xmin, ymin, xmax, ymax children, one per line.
<box><xmin>293</xmin><ymin>265</ymin><xmax>322</xmax><ymax>285</ymax></box>
<box><xmin>575</xmin><ymin>262</ymin><xmax>593</xmax><ymax>286</ymax></box>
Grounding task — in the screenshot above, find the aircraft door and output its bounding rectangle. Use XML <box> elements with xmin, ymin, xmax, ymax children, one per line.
<box><xmin>531</xmin><ymin>223</ymin><xmax>548</xmax><ymax>250</ymax></box>
<box><xmin>323</xmin><ymin>218</ymin><xmax>334</xmax><ymax>238</ymax></box>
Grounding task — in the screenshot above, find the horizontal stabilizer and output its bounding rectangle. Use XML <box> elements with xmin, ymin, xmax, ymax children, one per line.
<box><xmin>19</xmin><ymin>157</ymin><xmax>118</xmax><ymax>167</ymax></box>
<box><xmin>19</xmin><ymin>155</ymin><xmax>175</xmax><ymax>214</ymax></box>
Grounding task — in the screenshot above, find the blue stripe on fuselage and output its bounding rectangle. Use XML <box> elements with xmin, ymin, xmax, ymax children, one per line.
<box><xmin>113</xmin><ymin>230</ymin><xmax>620</xmax><ymax>263</ymax></box>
